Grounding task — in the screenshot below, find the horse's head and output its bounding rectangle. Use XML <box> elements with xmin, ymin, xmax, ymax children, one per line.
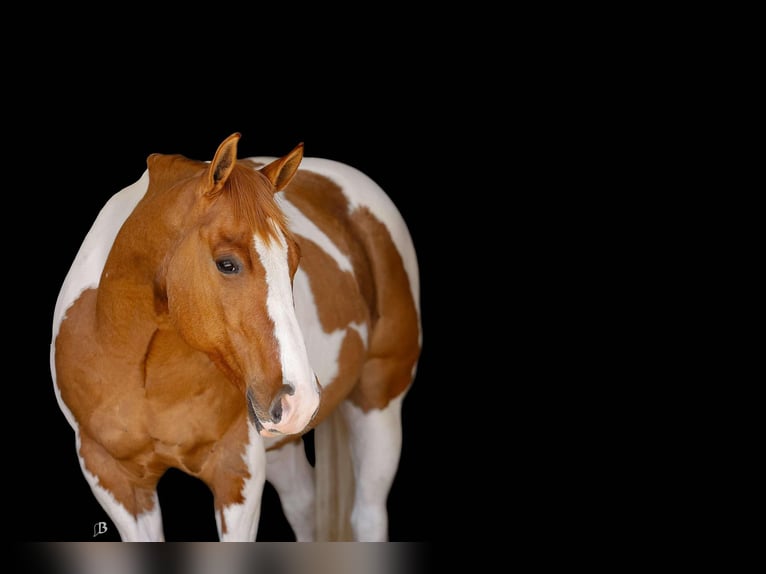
<box><xmin>151</xmin><ymin>133</ymin><xmax>321</xmax><ymax>438</ymax></box>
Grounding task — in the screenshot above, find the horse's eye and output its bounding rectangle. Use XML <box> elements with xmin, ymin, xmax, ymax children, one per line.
<box><xmin>216</xmin><ymin>258</ymin><xmax>240</xmax><ymax>274</ymax></box>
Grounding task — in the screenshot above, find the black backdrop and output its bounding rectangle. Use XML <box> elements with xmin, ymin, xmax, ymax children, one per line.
<box><xmin>13</xmin><ymin>89</ymin><xmax>460</xmax><ymax>543</ymax></box>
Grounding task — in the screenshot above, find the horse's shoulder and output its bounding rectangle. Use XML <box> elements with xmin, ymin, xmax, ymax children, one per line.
<box><xmin>52</xmin><ymin>171</ymin><xmax>151</xmax><ymax>342</ymax></box>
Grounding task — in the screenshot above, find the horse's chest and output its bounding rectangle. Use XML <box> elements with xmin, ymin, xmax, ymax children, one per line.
<box><xmin>55</xmin><ymin>292</ymin><xmax>241</xmax><ymax>461</ymax></box>
<box><xmin>143</xmin><ymin>331</ymin><xmax>244</xmax><ymax>447</ymax></box>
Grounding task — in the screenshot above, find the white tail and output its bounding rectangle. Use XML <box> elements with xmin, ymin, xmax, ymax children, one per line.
<box><xmin>314</xmin><ymin>408</ymin><xmax>355</xmax><ymax>540</ymax></box>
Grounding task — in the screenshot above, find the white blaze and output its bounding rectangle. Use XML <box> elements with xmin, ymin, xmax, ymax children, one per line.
<box><xmin>253</xmin><ymin>224</ymin><xmax>319</xmax><ymax>434</ymax></box>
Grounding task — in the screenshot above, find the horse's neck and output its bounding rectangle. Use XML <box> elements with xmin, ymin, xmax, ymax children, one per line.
<box><xmin>94</xmin><ymin>212</ymin><xmax>174</xmax><ymax>349</ymax></box>
<box><xmin>97</xmin><ymin>275</ymin><xmax>162</xmax><ymax>340</ymax></box>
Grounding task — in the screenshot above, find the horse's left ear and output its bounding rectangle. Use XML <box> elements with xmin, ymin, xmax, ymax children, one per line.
<box><xmin>206</xmin><ymin>133</ymin><xmax>241</xmax><ymax>195</ymax></box>
<box><xmin>260</xmin><ymin>143</ymin><xmax>304</xmax><ymax>192</ymax></box>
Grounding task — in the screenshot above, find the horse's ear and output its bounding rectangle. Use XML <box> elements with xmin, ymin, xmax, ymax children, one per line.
<box><xmin>260</xmin><ymin>143</ymin><xmax>304</xmax><ymax>192</ymax></box>
<box><xmin>206</xmin><ymin>133</ymin><xmax>241</xmax><ymax>195</ymax></box>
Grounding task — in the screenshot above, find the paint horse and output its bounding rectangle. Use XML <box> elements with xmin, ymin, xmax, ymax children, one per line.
<box><xmin>50</xmin><ymin>133</ymin><xmax>421</xmax><ymax>541</ymax></box>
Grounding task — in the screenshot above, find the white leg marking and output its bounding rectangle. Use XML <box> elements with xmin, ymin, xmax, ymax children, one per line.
<box><xmin>266</xmin><ymin>439</ymin><xmax>317</xmax><ymax>541</ymax></box>
<box><xmin>74</xmin><ymin>431</ymin><xmax>164</xmax><ymax>541</ymax></box>
<box><xmin>217</xmin><ymin>421</ymin><xmax>266</xmax><ymax>541</ymax></box>
<box><xmin>342</xmin><ymin>395</ymin><xmax>405</xmax><ymax>542</ymax></box>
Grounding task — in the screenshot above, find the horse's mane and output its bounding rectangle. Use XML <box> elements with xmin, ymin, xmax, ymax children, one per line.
<box><xmin>222</xmin><ymin>162</ymin><xmax>289</xmax><ymax>241</ymax></box>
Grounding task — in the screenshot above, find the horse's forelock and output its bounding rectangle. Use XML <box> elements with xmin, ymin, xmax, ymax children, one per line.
<box><xmin>222</xmin><ymin>163</ymin><xmax>289</xmax><ymax>242</ymax></box>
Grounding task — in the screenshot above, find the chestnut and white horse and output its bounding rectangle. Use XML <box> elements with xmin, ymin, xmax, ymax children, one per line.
<box><xmin>49</xmin><ymin>133</ymin><xmax>421</xmax><ymax>541</ymax></box>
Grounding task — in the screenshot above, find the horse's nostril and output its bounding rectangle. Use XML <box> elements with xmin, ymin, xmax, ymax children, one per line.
<box><xmin>270</xmin><ymin>396</ymin><xmax>283</xmax><ymax>423</ymax></box>
<box><xmin>269</xmin><ymin>383</ymin><xmax>293</xmax><ymax>423</ymax></box>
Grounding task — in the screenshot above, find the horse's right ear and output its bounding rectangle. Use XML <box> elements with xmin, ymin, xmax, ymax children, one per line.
<box><xmin>260</xmin><ymin>143</ymin><xmax>304</xmax><ymax>192</ymax></box>
<box><xmin>206</xmin><ymin>133</ymin><xmax>241</xmax><ymax>195</ymax></box>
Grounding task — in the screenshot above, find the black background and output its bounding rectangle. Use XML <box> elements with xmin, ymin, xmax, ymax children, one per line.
<box><xmin>11</xmin><ymin>72</ymin><xmax>469</xmax><ymax>543</ymax></box>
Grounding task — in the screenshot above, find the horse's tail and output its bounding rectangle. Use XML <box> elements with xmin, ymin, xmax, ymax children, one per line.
<box><xmin>314</xmin><ymin>407</ymin><xmax>355</xmax><ymax>541</ymax></box>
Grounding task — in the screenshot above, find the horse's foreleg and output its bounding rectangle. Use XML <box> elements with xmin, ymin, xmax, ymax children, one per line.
<box><xmin>77</xmin><ymin>432</ymin><xmax>164</xmax><ymax>541</ymax></box>
<box><xmin>265</xmin><ymin>437</ymin><xmax>316</xmax><ymax>541</ymax></box>
<box><xmin>205</xmin><ymin>421</ymin><xmax>266</xmax><ymax>542</ymax></box>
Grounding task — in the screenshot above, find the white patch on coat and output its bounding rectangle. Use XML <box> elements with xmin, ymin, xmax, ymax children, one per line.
<box><xmin>278</xmin><ymin>197</ymin><xmax>353</xmax><ymax>272</ymax></box>
<box><xmin>291</xmin><ymin>267</ymin><xmax>368</xmax><ymax>390</ymax></box>
<box><xmin>51</xmin><ymin>171</ymin><xmax>149</xmax><ymax>343</ymax></box>
<box><xmin>75</xmin><ymin>431</ymin><xmax>164</xmax><ymax>541</ymax></box>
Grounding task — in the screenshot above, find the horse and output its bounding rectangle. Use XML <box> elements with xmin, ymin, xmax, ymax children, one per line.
<box><xmin>49</xmin><ymin>133</ymin><xmax>422</xmax><ymax>542</ymax></box>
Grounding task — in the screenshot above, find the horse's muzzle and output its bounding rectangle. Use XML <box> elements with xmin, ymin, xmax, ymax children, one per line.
<box><xmin>246</xmin><ymin>377</ymin><xmax>321</xmax><ymax>437</ymax></box>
